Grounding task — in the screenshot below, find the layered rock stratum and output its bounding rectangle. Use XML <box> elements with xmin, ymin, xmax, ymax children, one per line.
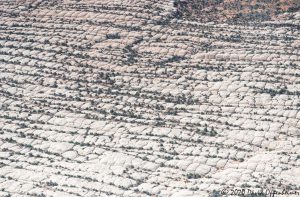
<box><xmin>0</xmin><ymin>0</ymin><xmax>299</xmax><ymax>196</ymax></box>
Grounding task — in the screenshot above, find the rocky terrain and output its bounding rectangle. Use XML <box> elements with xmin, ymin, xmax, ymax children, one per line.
<box><xmin>0</xmin><ymin>0</ymin><xmax>300</xmax><ymax>196</ymax></box>
<box><xmin>175</xmin><ymin>0</ymin><xmax>300</xmax><ymax>23</ymax></box>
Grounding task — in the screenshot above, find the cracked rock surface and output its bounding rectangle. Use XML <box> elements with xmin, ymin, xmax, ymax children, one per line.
<box><xmin>0</xmin><ymin>0</ymin><xmax>299</xmax><ymax>196</ymax></box>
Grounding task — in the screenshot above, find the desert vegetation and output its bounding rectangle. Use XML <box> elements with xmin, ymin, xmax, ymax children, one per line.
<box><xmin>174</xmin><ymin>0</ymin><xmax>300</xmax><ymax>23</ymax></box>
<box><xmin>0</xmin><ymin>0</ymin><xmax>299</xmax><ymax>196</ymax></box>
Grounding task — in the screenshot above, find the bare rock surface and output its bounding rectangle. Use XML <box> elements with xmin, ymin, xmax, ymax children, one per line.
<box><xmin>0</xmin><ymin>0</ymin><xmax>299</xmax><ymax>196</ymax></box>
